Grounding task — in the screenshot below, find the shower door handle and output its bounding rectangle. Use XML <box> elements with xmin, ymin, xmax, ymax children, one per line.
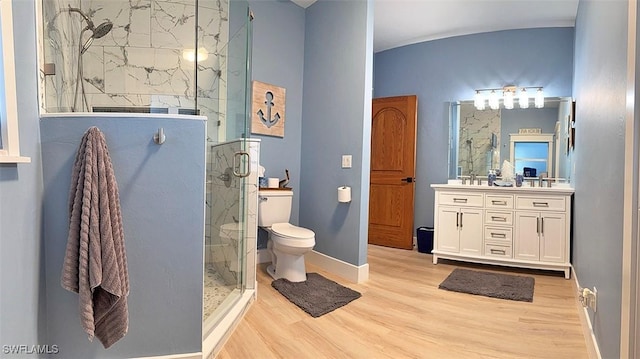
<box><xmin>233</xmin><ymin>151</ymin><xmax>251</xmax><ymax>178</ymax></box>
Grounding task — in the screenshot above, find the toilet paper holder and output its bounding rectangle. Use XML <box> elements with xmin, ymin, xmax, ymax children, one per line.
<box><xmin>338</xmin><ymin>185</ymin><xmax>351</xmax><ymax>203</ymax></box>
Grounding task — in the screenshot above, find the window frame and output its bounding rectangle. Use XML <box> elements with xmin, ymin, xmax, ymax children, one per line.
<box><xmin>509</xmin><ymin>133</ymin><xmax>554</xmax><ymax>177</ymax></box>
<box><xmin>0</xmin><ymin>0</ymin><xmax>29</xmax><ymax>163</ymax></box>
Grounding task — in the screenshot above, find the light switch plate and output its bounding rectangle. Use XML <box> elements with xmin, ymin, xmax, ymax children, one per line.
<box><xmin>342</xmin><ymin>155</ymin><xmax>352</xmax><ymax>168</ymax></box>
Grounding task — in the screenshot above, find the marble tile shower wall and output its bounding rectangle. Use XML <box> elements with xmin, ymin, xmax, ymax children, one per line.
<box><xmin>458</xmin><ymin>105</ymin><xmax>501</xmax><ymax>177</ymax></box>
<box><xmin>42</xmin><ymin>0</ymin><xmax>228</xmax><ymax>115</ymax></box>
<box><xmin>206</xmin><ymin>139</ymin><xmax>258</xmax><ymax>285</ymax></box>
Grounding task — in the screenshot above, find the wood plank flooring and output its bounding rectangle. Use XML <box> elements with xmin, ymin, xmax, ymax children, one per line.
<box><xmin>217</xmin><ymin>245</ymin><xmax>589</xmax><ymax>358</ymax></box>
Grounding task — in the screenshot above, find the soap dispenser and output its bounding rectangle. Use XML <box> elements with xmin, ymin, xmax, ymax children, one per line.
<box><xmin>515</xmin><ymin>173</ymin><xmax>523</xmax><ymax>187</ymax></box>
<box><xmin>488</xmin><ymin>170</ymin><xmax>496</xmax><ymax>186</ymax></box>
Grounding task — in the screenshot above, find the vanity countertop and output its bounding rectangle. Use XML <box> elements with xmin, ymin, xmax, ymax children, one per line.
<box><xmin>431</xmin><ymin>183</ymin><xmax>575</xmax><ymax>194</ymax></box>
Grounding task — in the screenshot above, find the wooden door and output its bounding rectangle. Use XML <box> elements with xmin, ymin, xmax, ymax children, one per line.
<box><xmin>368</xmin><ymin>95</ymin><xmax>417</xmax><ymax>249</ymax></box>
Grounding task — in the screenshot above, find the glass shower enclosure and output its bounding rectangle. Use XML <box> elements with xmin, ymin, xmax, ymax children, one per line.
<box><xmin>38</xmin><ymin>0</ymin><xmax>253</xmax><ymax>338</ymax></box>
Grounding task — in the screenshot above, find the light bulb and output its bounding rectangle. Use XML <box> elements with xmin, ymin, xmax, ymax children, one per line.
<box><xmin>489</xmin><ymin>90</ymin><xmax>500</xmax><ymax>110</ymax></box>
<box><xmin>519</xmin><ymin>88</ymin><xmax>529</xmax><ymax>109</ymax></box>
<box><xmin>182</xmin><ymin>47</ymin><xmax>209</xmax><ymax>62</ymax></box>
<box><xmin>474</xmin><ymin>91</ymin><xmax>485</xmax><ymax>110</ymax></box>
<box><xmin>503</xmin><ymin>89</ymin><xmax>514</xmax><ymax>109</ymax></box>
<box><xmin>535</xmin><ymin>88</ymin><xmax>544</xmax><ymax>108</ymax></box>
<box><xmin>182</xmin><ymin>49</ymin><xmax>196</xmax><ymax>62</ymax></box>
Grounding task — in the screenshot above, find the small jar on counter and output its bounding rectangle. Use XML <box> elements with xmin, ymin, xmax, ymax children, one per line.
<box><xmin>515</xmin><ymin>173</ymin><xmax>523</xmax><ymax>187</ymax></box>
<box><xmin>488</xmin><ymin>170</ymin><xmax>496</xmax><ymax>186</ymax></box>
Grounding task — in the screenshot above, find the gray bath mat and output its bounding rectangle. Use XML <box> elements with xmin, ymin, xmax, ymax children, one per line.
<box><xmin>438</xmin><ymin>268</ymin><xmax>535</xmax><ymax>302</ymax></box>
<box><xmin>271</xmin><ymin>273</ymin><xmax>361</xmax><ymax>317</ymax></box>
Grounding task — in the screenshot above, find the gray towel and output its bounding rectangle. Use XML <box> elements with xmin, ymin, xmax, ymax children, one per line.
<box><xmin>61</xmin><ymin>126</ymin><xmax>129</xmax><ymax>349</ymax></box>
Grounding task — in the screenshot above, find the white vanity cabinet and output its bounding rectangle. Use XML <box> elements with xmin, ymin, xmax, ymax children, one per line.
<box><xmin>431</xmin><ymin>184</ymin><xmax>574</xmax><ymax>279</ymax></box>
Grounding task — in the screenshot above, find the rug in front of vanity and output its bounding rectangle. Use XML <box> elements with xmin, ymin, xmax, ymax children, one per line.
<box><xmin>271</xmin><ymin>273</ymin><xmax>361</xmax><ymax>317</ymax></box>
<box><xmin>438</xmin><ymin>268</ymin><xmax>535</xmax><ymax>302</ymax></box>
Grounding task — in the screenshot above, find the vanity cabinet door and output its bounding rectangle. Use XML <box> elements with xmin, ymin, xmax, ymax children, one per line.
<box><xmin>540</xmin><ymin>213</ymin><xmax>566</xmax><ymax>263</ymax></box>
<box><xmin>514</xmin><ymin>211</ymin><xmax>566</xmax><ymax>263</ymax></box>
<box><xmin>436</xmin><ymin>207</ymin><xmax>461</xmax><ymax>252</ymax></box>
<box><xmin>436</xmin><ymin>207</ymin><xmax>482</xmax><ymax>254</ymax></box>
<box><xmin>459</xmin><ymin>208</ymin><xmax>483</xmax><ymax>255</ymax></box>
<box><xmin>514</xmin><ymin>211</ymin><xmax>540</xmax><ymax>261</ymax></box>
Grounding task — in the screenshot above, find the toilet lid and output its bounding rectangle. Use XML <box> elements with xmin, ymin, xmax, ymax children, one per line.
<box><xmin>220</xmin><ymin>223</ymin><xmax>241</xmax><ymax>232</ymax></box>
<box><xmin>271</xmin><ymin>223</ymin><xmax>315</xmax><ymax>239</ymax></box>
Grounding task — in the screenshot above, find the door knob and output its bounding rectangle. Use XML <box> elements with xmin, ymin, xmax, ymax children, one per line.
<box><xmin>401</xmin><ymin>177</ymin><xmax>415</xmax><ymax>183</ymax></box>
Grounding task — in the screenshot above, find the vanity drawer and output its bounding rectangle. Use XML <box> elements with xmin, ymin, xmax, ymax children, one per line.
<box><xmin>484</xmin><ymin>226</ymin><xmax>513</xmax><ymax>243</ymax></box>
<box><xmin>485</xmin><ymin>195</ymin><xmax>514</xmax><ymax>209</ymax></box>
<box><xmin>485</xmin><ymin>210</ymin><xmax>513</xmax><ymax>226</ymax></box>
<box><xmin>439</xmin><ymin>192</ymin><xmax>483</xmax><ymax>207</ymax></box>
<box><xmin>515</xmin><ymin>196</ymin><xmax>566</xmax><ymax>211</ymax></box>
<box><xmin>485</xmin><ymin>242</ymin><xmax>513</xmax><ymax>258</ymax></box>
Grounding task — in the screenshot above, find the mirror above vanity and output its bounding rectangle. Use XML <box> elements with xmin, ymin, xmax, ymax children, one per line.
<box><xmin>448</xmin><ymin>97</ymin><xmax>574</xmax><ymax>186</ymax></box>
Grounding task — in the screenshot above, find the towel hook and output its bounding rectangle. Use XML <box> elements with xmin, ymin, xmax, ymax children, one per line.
<box><xmin>154</xmin><ymin>128</ymin><xmax>166</xmax><ymax>145</ymax></box>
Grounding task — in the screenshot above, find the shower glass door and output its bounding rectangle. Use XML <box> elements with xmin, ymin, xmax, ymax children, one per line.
<box><xmin>200</xmin><ymin>0</ymin><xmax>252</xmax><ymax>333</ymax></box>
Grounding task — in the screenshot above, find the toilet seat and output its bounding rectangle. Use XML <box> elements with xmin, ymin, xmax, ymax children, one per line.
<box><xmin>220</xmin><ymin>223</ymin><xmax>241</xmax><ymax>238</ymax></box>
<box><xmin>270</xmin><ymin>223</ymin><xmax>315</xmax><ymax>247</ymax></box>
<box><xmin>271</xmin><ymin>222</ymin><xmax>314</xmax><ymax>239</ymax></box>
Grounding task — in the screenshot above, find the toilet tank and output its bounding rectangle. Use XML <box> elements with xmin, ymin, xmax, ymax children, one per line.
<box><xmin>258</xmin><ymin>190</ymin><xmax>293</xmax><ymax>227</ymax></box>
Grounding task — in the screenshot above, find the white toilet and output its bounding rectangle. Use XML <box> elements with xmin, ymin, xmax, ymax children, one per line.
<box><xmin>218</xmin><ymin>222</ymin><xmax>240</xmax><ymax>272</ymax></box>
<box><xmin>258</xmin><ymin>189</ymin><xmax>315</xmax><ymax>282</ymax></box>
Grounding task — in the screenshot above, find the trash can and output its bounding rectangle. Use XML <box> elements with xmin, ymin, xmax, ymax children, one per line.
<box><xmin>416</xmin><ymin>226</ymin><xmax>434</xmax><ymax>253</ymax></box>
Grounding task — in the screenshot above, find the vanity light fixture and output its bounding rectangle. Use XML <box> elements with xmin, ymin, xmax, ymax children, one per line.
<box><xmin>519</xmin><ymin>88</ymin><xmax>529</xmax><ymax>109</ymax></box>
<box><xmin>534</xmin><ymin>87</ymin><xmax>544</xmax><ymax>108</ymax></box>
<box><xmin>473</xmin><ymin>86</ymin><xmax>544</xmax><ymax>110</ymax></box>
<box><xmin>489</xmin><ymin>90</ymin><xmax>500</xmax><ymax>110</ymax></box>
<box><xmin>474</xmin><ymin>90</ymin><xmax>485</xmax><ymax>110</ymax></box>
<box><xmin>503</xmin><ymin>86</ymin><xmax>515</xmax><ymax>109</ymax></box>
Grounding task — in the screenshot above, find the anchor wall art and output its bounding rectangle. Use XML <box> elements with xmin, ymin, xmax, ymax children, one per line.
<box><xmin>251</xmin><ymin>80</ymin><xmax>286</xmax><ymax>137</ymax></box>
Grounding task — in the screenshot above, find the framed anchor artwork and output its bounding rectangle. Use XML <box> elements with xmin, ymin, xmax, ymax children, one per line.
<box><xmin>251</xmin><ymin>80</ymin><xmax>286</xmax><ymax>137</ymax></box>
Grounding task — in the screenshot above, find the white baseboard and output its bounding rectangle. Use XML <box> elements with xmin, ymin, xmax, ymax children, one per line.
<box><xmin>571</xmin><ymin>266</ymin><xmax>602</xmax><ymax>359</ymax></box>
<box><xmin>305</xmin><ymin>250</ymin><xmax>369</xmax><ymax>284</ymax></box>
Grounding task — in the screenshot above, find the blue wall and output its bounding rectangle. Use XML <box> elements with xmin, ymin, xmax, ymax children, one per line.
<box><xmin>573</xmin><ymin>1</ymin><xmax>628</xmax><ymax>358</ymax></box>
<box><xmin>40</xmin><ymin>116</ymin><xmax>205</xmax><ymax>358</ymax></box>
<box><xmin>249</xmin><ymin>0</ymin><xmax>305</xmax><ymax>250</ymax></box>
<box><xmin>249</xmin><ymin>0</ymin><xmax>305</xmax><ymax>226</ymax></box>
<box><xmin>299</xmin><ymin>0</ymin><xmax>374</xmax><ymax>266</ymax></box>
<box><xmin>0</xmin><ymin>0</ymin><xmax>46</xmax><ymax>351</ymax></box>
<box><xmin>374</xmin><ymin>28</ymin><xmax>574</xmax><ymax>229</ymax></box>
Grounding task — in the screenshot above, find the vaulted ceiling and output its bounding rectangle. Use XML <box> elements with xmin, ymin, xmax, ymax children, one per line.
<box><xmin>290</xmin><ymin>0</ymin><xmax>579</xmax><ymax>53</ymax></box>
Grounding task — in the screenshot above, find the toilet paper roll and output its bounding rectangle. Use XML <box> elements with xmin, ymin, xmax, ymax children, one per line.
<box><xmin>338</xmin><ymin>186</ymin><xmax>351</xmax><ymax>203</ymax></box>
<box><xmin>268</xmin><ymin>177</ymin><xmax>280</xmax><ymax>188</ymax></box>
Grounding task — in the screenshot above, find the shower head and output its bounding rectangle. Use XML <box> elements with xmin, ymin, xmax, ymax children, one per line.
<box><xmin>68</xmin><ymin>6</ymin><xmax>113</xmax><ymax>54</ymax></box>
<box><xmin>80</xmin><ymin>21</ymin><xmax>112</xmax><ymax>54</ymax></box>
<box><xmin>92</xmin><ymin>21</ymin><xmax>113</xmax><ymax>39</ymax></box>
